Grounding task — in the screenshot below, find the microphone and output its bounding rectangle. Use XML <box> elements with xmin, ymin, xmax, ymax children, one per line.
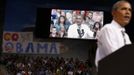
<box><xmin>82</xmin><ymin>29</ymin><xmax>84</xmax><ymax>35</ymax></box>
<box><xmin>77</xmin><ymin>29</ymin><xmax>81</xmax><ymax>37</ymax></box>
<box><xmin>77</xmin><ymin>29</ymin><xmax>84</xmax><ymax>38</ymax></box>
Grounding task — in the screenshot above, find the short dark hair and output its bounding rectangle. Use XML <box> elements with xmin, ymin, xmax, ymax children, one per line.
<box><xmin>57</xmin><ymin>15</ymin><xmax>66</xmax><ymax>25</ymax></box>
<box><xmin>112</xmin><ymin>0</ymin><xmax>131</xmax><ymax>11</ymax></box>
<box><xmin>93</xmin><ymin>22</ymin><xmax>102</xmax><ymax>29</ymax></box>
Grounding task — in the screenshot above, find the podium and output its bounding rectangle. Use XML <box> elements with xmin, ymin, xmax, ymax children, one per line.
<box><xmin>98</xmin><ymin>44</ymin><xmax>134</xmax><ymax>75</ymax></box>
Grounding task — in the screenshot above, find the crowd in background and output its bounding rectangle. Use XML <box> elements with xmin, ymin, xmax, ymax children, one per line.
<box><xmin>50</xmin><ymin>9</ymin><xmax>103</xmax><ymax>38</ymax></box>
<box><xmin>0</xmin><ymin>54</ymin><xmax>94</xmax><ymax>75</ymax></box>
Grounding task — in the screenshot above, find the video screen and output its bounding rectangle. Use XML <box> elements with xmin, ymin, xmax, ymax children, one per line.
<box><xmin>50</xmin><ymin>9</ymin><xmax>104</xmax><ymax>39</ymax></box>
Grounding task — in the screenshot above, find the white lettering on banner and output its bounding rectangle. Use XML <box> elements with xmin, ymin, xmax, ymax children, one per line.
<box><xmin>3</xmin><ymin>42</ymin><xmax>60</xmax><ymax>54</ymax></box>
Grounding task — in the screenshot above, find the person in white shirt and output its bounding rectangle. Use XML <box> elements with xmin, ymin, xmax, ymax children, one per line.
<box><xmin>67</xmin><ymin>14</ymin><xmax>94</xmax><ymax>39</ymax></box>
<box><xmin>95</xmin><ymin>0</ymin><xmax>132</xmax><ymax>67</ymax></box>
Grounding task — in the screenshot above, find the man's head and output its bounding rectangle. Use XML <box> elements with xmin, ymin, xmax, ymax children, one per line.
<box><xmin>76</xmin><ymin>15</ymin><xmax>83</xmax><ymax>26</ymax></box>
<box><xmin>87</xmin><ymin>11</ymin><xmax>93</xmax><ymax>19</ymax></box>
<box><xmin>112</xmin><ymin>0</ymin><xmax>132</xmax><ymax>27</ymax></box>
<box><xmin>51</xmin><ymin>27</ymin><xmax>57</xmax><ymax>34</ymax></box>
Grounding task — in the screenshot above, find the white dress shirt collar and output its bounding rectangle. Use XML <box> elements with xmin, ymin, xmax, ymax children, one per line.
<box><xmin>111</xmin><ymin>20</ymin><xmax>125</xmax><ymax>31</ymax></box>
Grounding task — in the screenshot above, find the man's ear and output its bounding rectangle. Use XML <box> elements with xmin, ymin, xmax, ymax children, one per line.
<box><xmin>112</xmin><ymin>10</ymin><xmax>117</xmax><ymax>20</ymax></box>
<box><xmin>111</xmin><ymin>11</ymin><xmax>114</xmax><ymax>17</ymax></box>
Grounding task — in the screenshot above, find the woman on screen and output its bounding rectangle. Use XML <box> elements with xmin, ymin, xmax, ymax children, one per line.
<box><xmin>55</xmin><ymin>15</ymin><xmax>70</xmax><ymax>38</ymax></box>
<box><xmin>92</xmin><ymin>22</ymin><xmax>102</xmax><ymax>38</ymax></box>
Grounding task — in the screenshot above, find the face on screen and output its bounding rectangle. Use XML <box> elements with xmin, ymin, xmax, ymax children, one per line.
<box><xmin>59</xmin><ymin>17</ymin><xmax>65</xmax><ymax>23</ymax></box>
<box><xmin>76</xmin><ymin>15</ymin><xmax>83</xmax><ymax>26</ymax></box>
